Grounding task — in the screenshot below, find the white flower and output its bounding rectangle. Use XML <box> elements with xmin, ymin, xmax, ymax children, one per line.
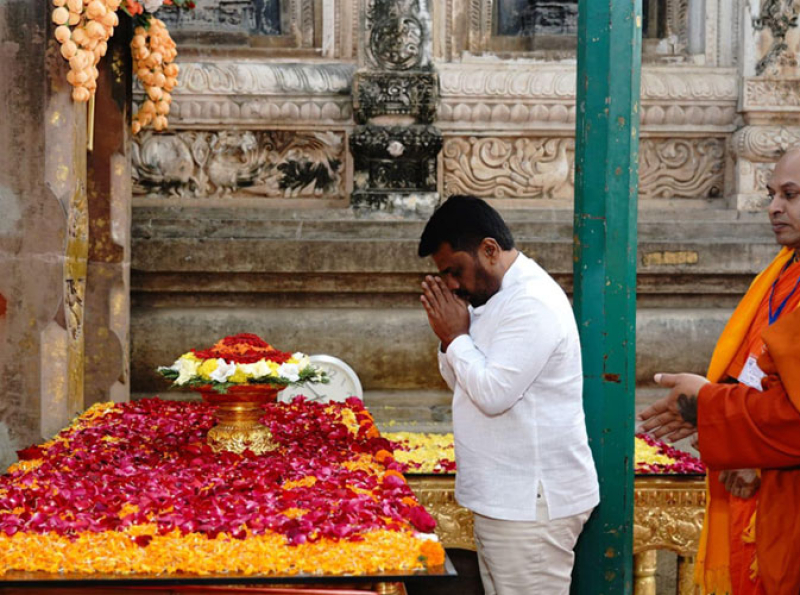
<box><xmin>142</xmin><ymin>0</ymin><xmax>164</xmax><ymax>12</ymax></box>
<box><xmin>291</xmin><ymin>352</ymin><xmax>311</xmax><ymax>369</ymax></box>
<box><xmin>415</xmin><ymin>533</ymin><xmax>440</xmax><ymax>542</ymax></box>
<box><xmin>175</xmin><ymin>358</ymin><xmax>200</xmax><ymax>385</ymax></box>
<box><xmin>210</xmin><ymin>359</ymin><xmax>236</xmax><ymax>383</ymax></box>
<box><xmin>236</xmin><ymin>361</ymin><xmax>272</xmax><ymax>379</ymax></box>
<box><xmin>277</xmin><ymin>363</ymin><xmax>301</xmax><ymax>382</ymax></box>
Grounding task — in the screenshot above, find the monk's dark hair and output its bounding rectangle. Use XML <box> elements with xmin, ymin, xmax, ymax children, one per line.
<box><xmin>418</xmin><ymin>194</ymin><xmax>515</xmax><ymax>257</ymax></box>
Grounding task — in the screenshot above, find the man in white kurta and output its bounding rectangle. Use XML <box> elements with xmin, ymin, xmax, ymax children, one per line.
<box><xmin>419</xmin><ymin>195</ymin><xmax>599</xmax><ymax>595</ymax></box>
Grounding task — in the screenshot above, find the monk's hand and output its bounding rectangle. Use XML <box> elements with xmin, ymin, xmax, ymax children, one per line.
<box><xmin>637</xmin><ymin>373</ymin><xmax>710</xmax><ymax>442</ymax></box>
<box><xmin>719</xmin><ymin>469</ymin><xmax>760</xmax><ymax>500</ymax></box>
<box><xmin>420</xmin><ymin>276</ymin><xmax>469</xmax><ymax>351</ymax></box>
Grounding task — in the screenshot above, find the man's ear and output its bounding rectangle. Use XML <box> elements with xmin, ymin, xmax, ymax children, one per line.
<box><xmin>480</xmin><ymin>238</ymin><xmax>500</xmax><ymax>262</ymax></box>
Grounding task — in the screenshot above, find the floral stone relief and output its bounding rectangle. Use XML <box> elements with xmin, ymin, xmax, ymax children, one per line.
<box><xmin>442</xmin><ymin>136</ymin><xmax>725</xmax><ymax>201</ymax></box>
<box><xmin>132</xmin><ymin>130</ymin><xmax>344</xmax><ymax>198</ymax></box>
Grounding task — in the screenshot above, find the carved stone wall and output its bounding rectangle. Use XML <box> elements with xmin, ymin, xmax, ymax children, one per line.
<box><xmin>732</xmin><ymin>1</ymin><xmax>800</xmax><ymax>210</ymax></box>
<box><xmin>133</xmin><ymin>130</ymin><xmax>346</xmax><ymax>199</ymax></box>
<box><xmin>435</xmin><ymin>64</ymin><xmax>736</xmax><ymax>202</ymax></box>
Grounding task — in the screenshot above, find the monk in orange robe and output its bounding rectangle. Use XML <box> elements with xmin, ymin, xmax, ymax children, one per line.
<box><xmin>638</xmin><ymin>147</ymin><xmax>800</xmax><ymax>595</ymax></box>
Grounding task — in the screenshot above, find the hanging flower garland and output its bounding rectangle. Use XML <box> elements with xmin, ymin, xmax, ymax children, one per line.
<box><xmin>50</xmin><ymin>0</ymin><xmax>193</xmax><ymax>133</ymax></box>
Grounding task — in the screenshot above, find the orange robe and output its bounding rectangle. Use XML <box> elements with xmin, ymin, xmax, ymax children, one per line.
<box><xmin>695</xmin><ymin>248</ymin><xmax>800</xmax><ymax>595</ymax></box>
<box><xmin>698</xmin><ymin>306</ymin><xmax>800</xmax><ymax>595</ymax></box>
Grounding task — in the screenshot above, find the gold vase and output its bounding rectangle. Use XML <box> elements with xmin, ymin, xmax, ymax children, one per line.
<box><xmin>197</xmin><ymin>385</ymin><xmax>280</xmax><ymax>455</ymax></box>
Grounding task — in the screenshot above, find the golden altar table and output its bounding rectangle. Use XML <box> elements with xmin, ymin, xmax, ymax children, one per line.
<box><xmin>407</xmin><ymin>474</ymin><xmax>705</xmax><ymax>595</ymax></box>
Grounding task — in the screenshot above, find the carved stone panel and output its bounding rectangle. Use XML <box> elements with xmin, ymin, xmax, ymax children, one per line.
<box><xmin>442</xmin><ymin>135</ymin><xmax>726</xmax><ymax>201</ymax></box>
<box><xmin>752</xmin><ymin>0</ymin><xmax>800</xmax><ymax>76</ymax></box>
<box><xmin>639</xmin><ymin>138</ymin><xmax>725</xmax><ymax>200</ymax></box>
<box><xmin>363</xmin><ymin>0</ymin><xmax>433</xmax><ymax>71</ymax></box>
<box><xmin>442</xmin><ymin>136</ymin><xmax>575</xmax><ymax>199</ymax></box>
<box><xmin>137</xmin><ymin>62</ymin><xmax>355</xmax><ymax>128</ymax></box>
<box><xmin>353</xmin><ymin>71</ymin><xmax>439</xmax><ymax>124</ymax></box>
<box><xmin>437</xmin><ymin>64</ymin><xmax>738</xmax><ymax>133</ymax></box>
<box><xmin>351</xmin><ymin>125</ymin><xmax>442</xmax><ymax>191</ymax></box>
<box><xmin>132</xmin><ymin>130</ymin><xmax>345</xmax><ymax>198</ymax></box>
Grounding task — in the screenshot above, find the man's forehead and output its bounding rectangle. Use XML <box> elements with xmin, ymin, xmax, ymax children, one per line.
<box><xmin>770</xmin><ymin>151</ymin><xmax>800</xmax><ymax>188</ymax></box>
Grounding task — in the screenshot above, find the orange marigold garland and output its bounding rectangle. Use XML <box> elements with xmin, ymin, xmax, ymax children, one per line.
<box><xmin>51</xmin><ymin>0</ymin><xmax>190</xmax><ymax>132</ymax></box>
<box><xmin>130</xmin><ymin>17</ymin><xmax>178</xmax><ymax>133</ymax></box>
<box><xmin>52</xmin><ymin>0</ymin><xmax>121</xmax><ymax>101</ymax></box>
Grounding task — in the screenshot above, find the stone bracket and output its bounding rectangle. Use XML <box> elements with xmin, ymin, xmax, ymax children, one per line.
<box><xmin>353</xmin><ymin>70</ymin><xmax>439</xmax><ymax>124</ymax></box>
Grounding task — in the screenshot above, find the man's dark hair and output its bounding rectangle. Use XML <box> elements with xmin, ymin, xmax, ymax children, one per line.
<box><xmin>418</xmin><ymin>195</ymin><xmax>515</xmax><ymax>257</ymax></box>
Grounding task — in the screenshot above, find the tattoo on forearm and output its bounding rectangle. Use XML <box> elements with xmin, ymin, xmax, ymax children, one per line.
<box><xmin>677</xmin><ymin>394</ymin><xmax>698</xmax><ymax>427</ymax></box>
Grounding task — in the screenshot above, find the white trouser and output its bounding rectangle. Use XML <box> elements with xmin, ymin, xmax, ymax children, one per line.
<box><xmin>473</xmin><ymin>491</ymin><xmax>593</xmax><ymax>595</ymax></box>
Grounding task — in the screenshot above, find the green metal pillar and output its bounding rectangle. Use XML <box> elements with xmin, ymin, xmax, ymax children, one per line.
<box><xmin>571</xmin><ymin>1</ymin><xmax>641</xmax><ymax>594</ymax></box>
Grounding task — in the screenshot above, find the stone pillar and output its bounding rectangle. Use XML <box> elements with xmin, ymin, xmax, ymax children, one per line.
<box><xmin>0</xmin><ymin>0</ymin><xmax>87</xmax><ymax>467</ymax></box>
<box><xmin>731</xmin><ymin>0</ymin><xmax>800</xmax><ymax>211</ymax></box>
<box><xmin>350</xmin><ymin>0</ymin><xmax>442</xmax><ymax>217</ymax></box>
<box><xmin>84</xmin><ymin>19</ymin><xmax>132</xmax><ymax>407</ymax></box>
<box><xmin>0</xmin><ymin>4</ymin><xmax>131</xmax><ymax>468</ymax></box>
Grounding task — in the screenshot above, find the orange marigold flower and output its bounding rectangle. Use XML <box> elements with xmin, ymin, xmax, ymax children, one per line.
<box><xmin>420</xmin><ymin>540</ymin><xmax>445</xmax><ymax>566</ymax></box>
<box><xmin>282</xmin><ymin>475</ymin><xmax>317</xmax><ymax>490</ymax></box>
<box><xmin>374</xmin><ymin>449</ymin><xmax>393</xmax><ymax>463</ymax></box>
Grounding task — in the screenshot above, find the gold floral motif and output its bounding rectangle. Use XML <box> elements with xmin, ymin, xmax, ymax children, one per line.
<box><xmin>206</xmin><ymin>422</ymin><xmax>276</xmax><ymax>456</ymax></box>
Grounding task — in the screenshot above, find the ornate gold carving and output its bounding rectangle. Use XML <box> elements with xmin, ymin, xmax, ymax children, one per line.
<box><xmin>443</xmin><ymin>136</ymin><xmax>575</xmax><ymax>199</ymax></box>
<box><xmin>206</xmin><ymin>418</ymin><xmax>276</xmax><ymax>455</ymax></box>
<box><xmin>408</xmin><ymin>474</ymin><xmax>706</xmax><ymax>590</ymax></box>
<box><xmin>406</xmin><ymin>476</ymin><xmax>476</xmax><ymax>551</ymax></box>
<box><xmin>639</xmin><ymin>138</ymin><xmax>725</xmax><ymax>200</ymax></box>
<box><xmin>202</xmin><ymin>397</ymin><xmax>278</xmax><ymax>455</ymax></box>
<box><xmin>633</xmin><ymin>477</ymin><xmax>706</xmax><ymax>557</ymax></box>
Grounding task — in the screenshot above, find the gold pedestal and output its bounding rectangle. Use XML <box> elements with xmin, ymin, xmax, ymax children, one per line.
<box><xmin>198</xmin><ymin>386</ymin><xmax>280</xmax><ymax>455</ymax></box>
<box><xmin>407</xmin><ymin>474</ymin><xmax>706</xmax><ymax>595</ymax></box>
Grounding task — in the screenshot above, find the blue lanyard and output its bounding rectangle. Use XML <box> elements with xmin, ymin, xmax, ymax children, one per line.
<box><xmin>768</xmin><ymin>258</ymin><xmax>800</xmax><ymax>326</ymax></box>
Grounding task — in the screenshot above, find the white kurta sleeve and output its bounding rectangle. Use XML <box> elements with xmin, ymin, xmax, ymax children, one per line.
<box><xmin>437</xmin><ymin>344</ymin><xmax>457</xmax><ymax>391</ymax></box>
<box><xmin>445</xmin><ymin>296</ymin><xmax>563</xmax><ymax>416</ymax></box>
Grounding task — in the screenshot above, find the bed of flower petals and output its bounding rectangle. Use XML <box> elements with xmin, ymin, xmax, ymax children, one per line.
<box><xmin>0</xmin><ymin>398</ymin><xmax>444</xmax><ymax>577</ymax></box>
<box><xmin>634</xmin><ymin>433</ymin><xmax>705</xmax><ymax>475</ymax></box>
<box><xmin>383</xmin><ymin>433</ymin><xmax>456</xmax><ymax>474</ymax></box>
<box><xmin>384</xmin><ymin>431</ymin><xmax>704</xmax><ymax>476</ymax></box>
